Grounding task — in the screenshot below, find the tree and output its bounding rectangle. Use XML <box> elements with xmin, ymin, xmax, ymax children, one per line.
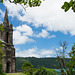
<box><xmin>22</xmin><ymin>62</ymin><xmax>33</xmax><ymax>75</ymax></box>
<box><xmin>1</xmin><ymin>0</ymin><xmax>75</xmax><ymax>12</ymax></box>
<box><xmin>33</xmin><ymin>66</ymin><xmax>57</xmax><ymax>75</ymax></box>
<box><xmin>0</xmin><ymin>41</ymin><xmax>5</xmax><ymax>74</ymax></box>
<box><xmin>0</xmin><ymin>0</ymin><xmax>44</xmax><ymax>10</ymax></box>
<box><xmin>66</xmin><ymin>43</ymin><xmax>75</xmax><ymax>75</ymax></box>
<box><xmin>61</xmin><ymin>0</ymin><xmax>75</xmax><ymax>12</ymax></box>
<box><xmin>0</xmin><ymin>24</ymin><xmax>5</xmax><ymax>74</ymax></box>
<box><xmin>56</xmin><ymin>41</ymin><xmax>68</xmax><ymax>75</ymax></box>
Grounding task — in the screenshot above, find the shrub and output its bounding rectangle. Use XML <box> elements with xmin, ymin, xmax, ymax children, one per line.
<box><xmin>0</xmin><ymin>63</ymin><xmax>6</xmax><ymax>75</ymax></box>
<box><xmin>0</xmin><ymin>72</ymin><xmax>6</xmax><ymax>75</ymax></box>
<box><xmin>22</xmin><ymin>62</ymin><xmax>34</xmax><ymax>75</ymax></box>
<box><xmin>33</xmin><ymin>67</ymin><xmax>57</xmax><ymax>75</ymax></box>
<box><xmin>0</xmin><ymin>63</ymin><xmax>2</xmax><ymax>72</ymax></box>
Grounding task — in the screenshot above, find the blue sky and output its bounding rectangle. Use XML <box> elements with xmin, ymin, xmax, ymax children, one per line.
<box><xmin>0</xmin><ymin>0</ymin><xmax>75</xmax><ymax>58</ymax></box>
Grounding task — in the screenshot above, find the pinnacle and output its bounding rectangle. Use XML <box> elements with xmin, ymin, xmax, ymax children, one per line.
<box><xmin>4</xmin><ymin>8</ymin><xmax>9</xmax><ymax>26</ymax></box>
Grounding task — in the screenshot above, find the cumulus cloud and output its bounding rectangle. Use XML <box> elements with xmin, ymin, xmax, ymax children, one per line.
<box><xmin>3</xmin><ymin>0</ymin><xmax>22</xmax><ymax>18</ymax></box>
<box><xmin>16</xmin><ymin>47</ymin><xmax>55</xmax><ymax>58</ymax></box>
<box><xmin>0</xmin><ymin>21</ymin><xmax>3</xmax><ymax>24</ymax></box>
<box><xmin>14</xmin><ymin>24</ymin><xmax>33</xmax><ymax>36</ymax></box>
<box><xmin>13</xmin><ymin>25</ymin><xmax>55</xmax><ymax>44</ymax></box>
<box><xmin>36</xmin><ymin>29</ymin><xmax>49</xmax><ymax>38</ymax></box>
<box><xmin>16</xmin><ymin>47</ymin><xmax>40</xmax><ymax>57</ymax></box>
<box><xmin>0</xmin><ymin>9</ymin><xmax>4</xmax><ymax>23</ymax></box>
<box><xmin>40</xmin><ymin>49</ymin><xmax>55</xmax><ymax>56</ymax></box>
<box><xmin>15</xmin><ymin>48</ymin><xmax>20</xmax><ymax>51</ymax></box>
<box><xmin>0</xmin><ymin>9</ymin><xmax>5</xmax><ymax>18</ymax></box>
<box><xmin>3</xmin><ymin>0</ymin><xmax>75</xmax><ymax>36</ymax></box>
<box><xmin>13</xmin><ymin>31</ymin><xmax>35</xmax><ymax>44</ymax></box>
<box><xmin>13</xmin><ymin>25</ymin><xmax>35</xmax><ymax>44</ymax></box>
<box><xmin>35</xmin><ymin>29</ymin><xmax>56</xmax><ymax>38</ymax></box>
<box><xmin>56</xmin><ymin>48</ymin><xmax>59</xmax><ymax>51</ymax></box>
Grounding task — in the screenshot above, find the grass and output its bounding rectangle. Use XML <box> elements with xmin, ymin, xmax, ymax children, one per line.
<box><xmin>7</xmin><ymin>73</ymin><xmax>25</xmax><ymax>75</ymax></box>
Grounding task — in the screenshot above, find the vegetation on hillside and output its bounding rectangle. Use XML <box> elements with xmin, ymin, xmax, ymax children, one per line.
<box><xmin>33</xmin><ymin>67</ymin><xmax>57</xmax><ymax>75</ymax></box>
<box><xmin>66</xmin><ymin>43</ymin><xmax>75</xmax><ymax>75</ymax></box>
<box><xmin>22</xmin><ymin>62</ymin><xmax>57</xmax><ymax>75</ymax></box>
<box><xmin>0</xmin><ymin>25</ymin><xmax>5</xmax><ymax>75</ymax></box>
<box><xmin>16</xmin><ymin>57</ymin><xmax>70</xmax><ymax>71</ymax></box>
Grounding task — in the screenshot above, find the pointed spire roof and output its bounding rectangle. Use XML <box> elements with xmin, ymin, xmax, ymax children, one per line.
<box><xmin>10</xmin><ymin>23</ymin><xmax>13</xmax><ymax>28</ymax></box>
<box><xmin>4</xmin><ymin>8</ymin><xmax>9</xmax><ymax>26</ymax></box>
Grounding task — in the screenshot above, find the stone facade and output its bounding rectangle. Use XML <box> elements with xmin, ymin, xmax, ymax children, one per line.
<box><xmin>0</xmin><ymin>8</ymin><xmax>16</xmax><ymax>73</ymax></box>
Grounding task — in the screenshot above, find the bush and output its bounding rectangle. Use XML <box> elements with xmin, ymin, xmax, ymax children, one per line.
<box><xmin>0</xmin><ymin>63</ymin><xmax>6</xmax><ymax>75</ymax></box>
<box><xmin>22</xmin><ymin>62</ymin><xmax>34</xmax><ymax>75</ymax></box>
<box><xmin>0</xmin><ymin>63</ymin><xmax>3</xmax><ymax>73</ymax></box>
<box><xmin>0</xmin><ymin>72</ymin><xmax>6</xmax><ymax>75</ymax></box>
<box><xmin>33</xmin><ymin>67</ymin><xmax>57</xmax><ymax>75</ymax></box>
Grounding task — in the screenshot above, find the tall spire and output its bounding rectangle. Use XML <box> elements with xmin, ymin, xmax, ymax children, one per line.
<box><xmin>4</xmin><ymin>8</ymin><xmax>9</xmax><ymax>26</ymax></box>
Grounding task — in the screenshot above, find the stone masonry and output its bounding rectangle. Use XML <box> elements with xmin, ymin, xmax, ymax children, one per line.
<box><xmin>0</xmin><ymin>8</ymin><xmax>16</xmax><ymax>73</ymax></box>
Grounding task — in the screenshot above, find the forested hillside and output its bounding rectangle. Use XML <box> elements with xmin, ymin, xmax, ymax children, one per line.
<box><xmin>16</xmin><ymin>57</ymin><xmax>70</xmax><ymax>71</ymax></box>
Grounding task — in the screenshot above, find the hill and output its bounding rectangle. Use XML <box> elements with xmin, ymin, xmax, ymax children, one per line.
<box><xmin>16</xmin><ymin>57</ymin><xmax>70</xmax><ymax>71</ymax></box>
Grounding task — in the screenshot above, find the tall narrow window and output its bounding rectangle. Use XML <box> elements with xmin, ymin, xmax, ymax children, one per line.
<box><xmin>6</xmin><ymin>32</ymin><xmax>9</xmax><ymax>43</ymax></box>
<box><xmin>6</xmin><ymin>62</ymin><xmax>10</xmax><ymax>73</ymax></box>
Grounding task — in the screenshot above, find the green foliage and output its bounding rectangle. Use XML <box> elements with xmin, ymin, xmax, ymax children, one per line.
<box><xmin>0</xmin><ymin>0</ymin><xmax>3</xmax><ymax>3</ymax></box>
<box><xmin>0</xmin><ymin>0</ymin><xmax>44</xmax><ymax>7</ymax></box>
<box><xmin>7</xmin><ymin>73</ymin><xmax>25</xmax><ymax>75</ymax></box>
<box><xmin>0</xmin><ymin>72</ymin><xmax>6</xmax><ymax>75</ymax></box>
<box><xmin>0</xmin><ymin>47</ymin><xmax>4</xmax><ymax>74</ymax></box>
<box><xmin>0</xmin><ymin>63</ymin><xmax>3</xmax><ymax>73</ymax></box>
<box><xmin>33</xmin><ymin>67</ymin><xmax>57</xmax><ymax>75</ymax></box>
<box><xmin>66</xmin><ymin>43</ymin><xmax>75</xmax><ymax>75</ymax></box>
<box><xmin>0</xmin><ymin>41</ymin><xmax>4</xmax><ymax>60</ymax></box>
<box><xmin>22</xmin><ymin>62</ymin><xmax>33</xmax><ymax>70</ymax></box>
<box><xmin>0</xmin><ymin>24</ymin><xmax>3</xmax><ymax>31</ymax></box>
<box><xmin>0</xmin><ymin>24</ymin><xmax>4</xmax><ymax>74</ymax></box>
<box><xmin>22</xmin><ymin>62</ymin><xmax>33</xmax><ymax>75</ymax></box>
<box><xmin>56</xmin><ymin>41</ymin><xmax>68</xmax><ymax>75</ymax></box>
<box><xmin>0</xmin><ymin>41</ymin><xmax>4</xmax><ymax>74</ymax></box>
<box><xmin>16</xmin><ymin>57</ymin><xmax>70</xmax><ymax>71</ymax></box>
<box><xmin>62</xmin><ymin>0</ymin><xmax>75</xmax><ymax>12</ymax></box>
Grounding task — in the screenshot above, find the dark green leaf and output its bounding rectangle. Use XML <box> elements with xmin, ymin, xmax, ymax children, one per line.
<box><xmin>0</xmin><ymin>0</ymin><xmax>3</xmax><ymax>3</ymax></box>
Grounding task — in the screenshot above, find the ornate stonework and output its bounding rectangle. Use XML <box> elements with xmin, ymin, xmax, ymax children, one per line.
<box><xmin>0</xmin><ymin>8</ymin><xmax>16</xmax><ymax>73</ymax></box>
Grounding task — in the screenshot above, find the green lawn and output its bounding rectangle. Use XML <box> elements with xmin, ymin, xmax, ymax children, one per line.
<box><xmin>7</xmin><ymin>73</ymin><xmax>25</xmax><ymax>75</ymax></box>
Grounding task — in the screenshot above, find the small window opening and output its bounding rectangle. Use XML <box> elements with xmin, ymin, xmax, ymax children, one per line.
<box><xmin>6</xmin><ymin>32</ymin><xmax>9</xmax><ymax>43</ymax></box>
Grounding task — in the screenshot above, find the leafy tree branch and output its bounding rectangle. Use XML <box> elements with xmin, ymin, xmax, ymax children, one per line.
<box><xmin>61</xmin><ymin>0</ymin><xmax>75</xmax><ymax>12</ymax></box>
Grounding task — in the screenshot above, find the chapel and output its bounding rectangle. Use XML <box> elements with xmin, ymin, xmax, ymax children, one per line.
<box><xmin>0</xmin><ymin>8</ymin><xmax>16</xmax><ymax>73</ymax></box>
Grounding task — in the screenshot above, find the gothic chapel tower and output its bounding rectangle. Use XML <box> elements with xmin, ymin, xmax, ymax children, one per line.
<box><xmin>0</xmin><ymin>8</ymin><xmax>16</xmax><ymax>73</ymax></box>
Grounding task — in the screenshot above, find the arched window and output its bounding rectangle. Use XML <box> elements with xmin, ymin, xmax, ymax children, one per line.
<box><xmin>6</xmin><ymin>32</ymin><xmax>9</xmax><ymax>43</ymax></box>
<box><xmin>6</xmin><ymin>61</ymin><xmax>10</xmax><ymax>73</ymax></box>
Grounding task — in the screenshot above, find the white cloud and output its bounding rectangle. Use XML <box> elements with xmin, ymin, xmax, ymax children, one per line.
<box><xmin>13</xmin><ymin>24</ymin><xmax>55</xmax><ymax>44</ymax></box>
<box><xmin>15</xmin><ymin>24</ymin><xmax>33</xmax><ymax>36</ymax></box>
<box><xmin>15</xmin><ymin>48</ymin><xmax>20</xmax><ymax>51</ymax></box>
<box><xmin>0</xmin><ymin>21</ymin><xmax>3</xmax><ymax>24</ymax></box>
<box><xmin>48</xmin><ymin>35</ymin><xmax>56</xmax><ymax>39</ymax></box>
<box><xmin>3</xmin><ymin>0</ymin><xmax>75</xmax><ymax>36</ymax></box>
<box><xmin>3</xmin><ymin>0</ymin><xmax>22</xmax><ymax>18</ymax></box>
<box><xmin>60</xmin><ymin>46</ymin><xmax>63</xmax><ymax>50</ymax></box>
<box><xmin>16</xmin><ymin>47</ymin><xmax>40</xmax><ymax>57</ymax></box>
<box><xmin>16</xmin><ymin>47</ymin><xmax>55</xmax><ymax>58</ymax></box>
<box><xmin>56</xmin><ymin>48</ymin><xmax>59</xmax><ymax>51</ymax></box>
<box><xmin>13</xmin><ymin>30</ymin><xmax>34</xmax><ymax>44</ymax></box>
<box><xmin>13</xmin><ymin>24</ymin><xmax>35</xmax><ymax>44</ymax></box>
<box><xmin>36</xmin><ymin>29</ymin><xmax>49</xmax><ymax>38</ymax></box>
<box><xmin>46</xmin><ymin>55</ymin><xmax>51</xmax><ymax>57</ymax></box>
<box><xmin>0</xmin><ymin>9</ymin><xmax>4</xmax><ymax>23</ymax></box>
<box><xmin>40</xmin><ymin>49</ymin><xmax>55</xmax><ymax>56</ymax></box>
<box><xmin>35</xmin><ymin>29</ymin><xmax>56</xmax><ymax>38</ymax></box>
<box><xmin>0</xmin><ymin>9</ymin><xmax>5</xmax><ymax>18</ymax></box>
